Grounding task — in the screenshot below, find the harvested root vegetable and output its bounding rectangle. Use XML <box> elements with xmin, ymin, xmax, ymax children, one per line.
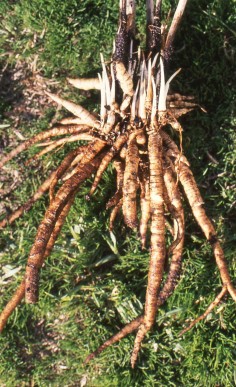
<box><xmin>0</xmin><ymin>0</ymin><xmax>235</xmax><ymax>368</ymax></box>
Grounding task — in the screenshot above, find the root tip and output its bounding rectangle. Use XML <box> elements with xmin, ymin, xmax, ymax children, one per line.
<box><xmin>130</xmin><ymin>351</ymin><xmax>139</xmax><ymax>368</ymax></box>
<box><xmin>84</xmin><ymin>353</ymin><xmax>94</xmax><ymax>365</ymax></box>
<box><xmin>141</xmin><ymin>238</ymin><xmax>146</xmax><ymax>250</ymax></box>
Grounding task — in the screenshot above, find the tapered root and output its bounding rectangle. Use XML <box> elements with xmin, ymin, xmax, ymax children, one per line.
<box><xmin>46</xmin><ymin>92</ymin><xmax>99</xmax><ymax>129</ymax></box>
<box><xmin>130</xmin><ymin>129</ymin><xmax>166</xmax><ymax>368</ymax></box>
<box><xmin>179</xmin><ymin>286</ymin><xmax>228</xmax><ymax>336</ymax></box>
<box><xmin>84</xmin><ymin>316</ymin><xmax>143</xmax><ymax>364</ymax></box>
<box><xmin>0</xmin><ymin>280</ymin><xmax>25</xmax><ymax>332</ymax></box>
<box><xmin>178</xmin><ymin>162</ymin><xmax>236</xmax><ymax>301</ymax></box>
<box><xmin>25</xmin><ymin>149</ymin><xmax>106</xmax><ymax>304</ymax></box>
<box><xmin>67</xmin><ymin>77</ymin><xmax>100</xmax><ymax>90</ymax></box>
<box><xmin>139</xmin><ymin>159</ymin><xmax>150</xmax><ymax>249</ymax></box>
<box><xmin>162</xmin><ymin>131</ymin><xmax>236</xmax><ymax>302</ymax></box>
<box><xmin>0</xmin><ymin>125</ymin><xmax>88</xmax><ymax>169</ymax></box>
<box><xmin>122</xmin><ymin>134</ymin><xmax>139</xmax><ymax>229</ymax></box>
<box><xmin>0</xmin><ymin>193</ymin><xmax>76</xmax><ymax>331</ymax></box>
<box><xmin>0</xmin><ymin>171</ymin><xmax>55</xmax><ymax>228</ymax></box>
<box><xmin>89</xmin><ymin>134</ymin><xmax>128</xmax><ymax>196</ymax></box>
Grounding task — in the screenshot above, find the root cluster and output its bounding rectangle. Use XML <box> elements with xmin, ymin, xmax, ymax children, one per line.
<box><xmin>0</xmin><ymin>0</ymin><xmax>235</xmax><ymax>368</ymax></box>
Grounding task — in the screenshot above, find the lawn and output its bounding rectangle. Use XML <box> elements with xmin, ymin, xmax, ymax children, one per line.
<box><xmin>0</xmin><ymin>0</ymin><xmax>235</xmax><ymax>386</ymax></box>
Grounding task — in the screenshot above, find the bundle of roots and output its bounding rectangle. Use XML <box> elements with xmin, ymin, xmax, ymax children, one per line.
<box><xmin>0</xmin><ymin>0</ymin><xmax>235</xmax><ymax>368</ymax></box>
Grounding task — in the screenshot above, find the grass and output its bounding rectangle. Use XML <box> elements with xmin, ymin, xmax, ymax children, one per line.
<box><xmin>0</xmin><ymin>0</ymin><xmax>236</xmax><ymax>385</ymax></box>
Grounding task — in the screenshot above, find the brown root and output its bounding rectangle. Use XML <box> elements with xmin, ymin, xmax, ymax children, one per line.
<box><xmin>0</xmin><ymin>170</ymin><xmax>55</xmax><ymax>229</ymax></box>
<box><xmin>25</xmin><ymin>149</ymin><xmax>106</xmax><ymax>304</ymax></box>
<box><xmin>131</xmin><ymin>129</ymin><xmax>165</xmax><ymax>367</ymax></box>
<box><xmin>46</xmin><ymin>92</ymin><xmax>99</xmax><ymax>128</ymax></box>
<box><xmin>89</xmin><ymin>134</ymin><xmax>128</xmax><ymax>196</ymax></box>
<box><xmin>0</xmin><ymin>193</ymin><xmax>76</xmax><ymax>332</ymax></box>
<box><xmin>67</xmin><ymin>77</ymin><xmax>100</xmax><ymax>91</ymax></box>
<box><xmin>106</xmin><ymin>160</ymin><xmax>125</xmax><ymax>209</ymax></box>
<box><xmin>178</xmin><ymin>161</ymin><xmax>236</xmax><ymax>301</ymax></box>
<box><xmin>139</xmin><ymin>158</ymin><xmax>150</xmax><ymax>249</ymax></box>
<box><xmin>84</xmin><ymin>316</ymin><xmax>143</xmax><ymax>365</ymax></box>
<box><xmin>179</xmin><ymin>286</ymin><xmax>228</xmax><ymax>336</ymax></box>
<box><xmin>162</xmin><ymin>131</ymin><xmax>236</xmax><ymax>301</ymax></box>
<box><xmin>122</xmin><ymin>133</ymin><xmax>139</xmax><ymax>229</ymax></box>
<box><xmin>49</xmin><ymin>146</ymin><xmax>84</xmax><ymax>202</ymax></box>
<box><xmin>0</xmin><ymin>125</ymin><xmax>88</xmax><ymax>169</ymax></box>
<box><xmin>109</xmin><ymin>199</ymin><xmax>123</xmax><ymax>231</ymax></box>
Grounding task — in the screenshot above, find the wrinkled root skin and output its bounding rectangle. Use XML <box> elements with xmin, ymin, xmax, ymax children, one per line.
<box><xmin>0</xmin><ymin>0</ymin><xmax>235</xmax><ymax>369</ymax></box>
